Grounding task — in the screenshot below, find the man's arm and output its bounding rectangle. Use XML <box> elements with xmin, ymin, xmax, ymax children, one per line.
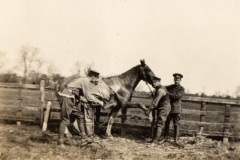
<box><xmin>165</xmin><ymin>85</ymin><xmax>171</xmax><ymax>91</ymax></box>
<box><xmin>169</xmin><ymin>87</ymin><xmax>185</xmax><ymax>100</ymax></box>
<box><xmin>149</xmin><ymin>89</ymin><xmax>166</xmax><ymax>110</ymax></box>
<box><xmin>81</xmin><ymin>83</ymin><xmax>104</xmax><ymax>106</ymax></box>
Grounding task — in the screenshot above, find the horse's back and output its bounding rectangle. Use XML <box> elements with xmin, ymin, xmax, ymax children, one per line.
<box><xmin>90</xmin><ymin>80</ymin><xmax>113</xmax><ymax>101</ymax></box>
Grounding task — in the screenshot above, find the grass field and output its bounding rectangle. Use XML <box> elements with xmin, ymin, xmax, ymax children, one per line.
<box><xmin>1</xmin><ymin>124</ymin><xmax>240</xmax><ymax>160</ymax></box>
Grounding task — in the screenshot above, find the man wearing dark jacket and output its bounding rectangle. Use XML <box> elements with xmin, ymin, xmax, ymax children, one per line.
<box><xmin>148</xmin><ymin>75</ymin><xmax>171</xmax><ymax>145</ymax></box>
<box><xmin>165</xmin><ymin>73</ymin><xmax>185</xmax><ymax>148</ymax></box>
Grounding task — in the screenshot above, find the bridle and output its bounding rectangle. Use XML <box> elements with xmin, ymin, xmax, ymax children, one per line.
<box><xmin>140</xmin><ymin>66</ymin><xmax>154</xmax><ymax>96</ymax></box>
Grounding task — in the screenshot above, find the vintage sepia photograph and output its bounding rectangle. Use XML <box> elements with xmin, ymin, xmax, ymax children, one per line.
<box><xmin>0</xmin><ymin>0</ymin><xmax>240</xmax><ymax>160</ymax></box>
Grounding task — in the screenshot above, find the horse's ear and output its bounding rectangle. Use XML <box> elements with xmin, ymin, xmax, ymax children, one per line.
<box><xmin>140</xmin><ymin>59</ymin><xmax>144</xmax><ymax>66</ymax></box>
<box><xmin>140</xmin><ymin>59</ymin><xmax>146</xmax><ymax>66</ymax></box>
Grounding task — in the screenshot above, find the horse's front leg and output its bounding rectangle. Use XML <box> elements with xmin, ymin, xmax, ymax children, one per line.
<box><xmin>105</xmin><ymin>106</ymin><xmax>121</xmax><ymax>139</ymax></box>
<box><xmin>125</xmin><ymin>101</ymin><xmax>149</xmax><ymax>116</ymax></box>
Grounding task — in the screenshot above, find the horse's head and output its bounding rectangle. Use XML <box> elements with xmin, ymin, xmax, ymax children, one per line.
<box><xmin>139</xmin><ymin>59</ymin><xmax>155</xmax><ymax>85</ymax></box>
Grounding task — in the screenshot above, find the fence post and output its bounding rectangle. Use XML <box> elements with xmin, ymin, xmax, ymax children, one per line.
<box><xmin>40</xmin><ymin>80</ymin><xmax>45</xmax><ymax>127</ymax></box>
<box><xmin>198</xmin><ymin>102</ymin><xmax>206</xmax><ymax>137</ymax></box>
<box><xmin>223</xmin><ymin>104</ymin><xmax>231</xmax><ymax>144</ymax></box>
<box><xmin>17</xmin><ymin>80</ymin><xmax>23</xmax><ymax>126</ymax></box>
<box><xmin>42</xmin><ymin>101</ymin><xmax>52</xmax><ymax>132</ymax></box>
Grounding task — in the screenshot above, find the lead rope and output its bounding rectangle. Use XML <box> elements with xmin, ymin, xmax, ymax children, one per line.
<box><xmin>146</xmin><ymin>82</ymin><xmax>154</xmax><ymax>98</ymax></box>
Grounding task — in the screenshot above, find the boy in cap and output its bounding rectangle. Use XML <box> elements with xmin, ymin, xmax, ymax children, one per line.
<box><xmin>165</xmin><ymin>73</ymin><xmax>185</xmax><ymax>148</ymax></box>
<box><xmin>57</xmin><ymin>69</ymin><xmax>104</xmax><ymax>147</ymax></box>
<box><xmin>147</xmin><ymin>75</ymin><xmax>171</xmax><ymax>145</ymax></box>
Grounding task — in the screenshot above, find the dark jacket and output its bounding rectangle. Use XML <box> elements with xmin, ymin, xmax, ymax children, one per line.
<box><xmin>152</xmin><ymin>85</ymin><xmax>170</xmax><ymax>109</ymax></box>
<box><xmin>166</xmin><ymin>84</ymin><xmax>185</xmax><ymax>113</ymax></box>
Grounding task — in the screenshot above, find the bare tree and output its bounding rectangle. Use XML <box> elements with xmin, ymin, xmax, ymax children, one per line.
<box><xmin>71</xmin><ymin>61</ymin><xmax>81</xmax><ymax>75</ymax></box>
<box><xmin>214</xmin><ymin>91</ymin><xmax>221</xmax><ymax>97</ymax></box>
<box><xmin>47</xmin><ymin>63</ymin><xmax>56</xmax><ymax>78</ymax></box>
<box><xmin>19</xmin><ymin>46</ymin><xmax>42</xmax><ymax>83</ymax></box>
<box><xmin>35</xmin><ymin>58</ymin><xmax>44</xmax><ymax>74</ymax></box>
<box><xmin>235</xmin><ymin>84</ymin><xmax>240</xmax><ymax>98</ymax></box>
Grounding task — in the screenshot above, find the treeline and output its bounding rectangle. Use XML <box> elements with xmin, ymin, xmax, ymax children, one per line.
<box><xmin>0</xmin><ymin>45</ymin><xmax>87</xmax><ymax>84</ymax></box>
<box><xmin>1</xmin><ymin>45</ymin><xmax>240</xmax><ymax>100</ymax></box>
<box><xmin>0</xmin><ymin>72</ymin><xmax>65</xmax><ymax>84</ymax></box>
<box><xmin>185</xmin><ymin>93</ymin><xmax>237</xmax><ymax>100</ymax></box>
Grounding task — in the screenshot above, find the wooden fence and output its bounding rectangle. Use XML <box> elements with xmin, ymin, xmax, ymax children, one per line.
<box><xmin>0</xmin><ymin>81</ymin><xmax>240</xmax><ymax>143</ymax></box>
<box><xmin>132</xmin><ymin>96</ymin><xmax>240</xmax><ymax>143</ymax></box>
<box><xmin>0</xmin><ymin>82</ymin><xmax>41</xmax><ymax>124</ymax></box>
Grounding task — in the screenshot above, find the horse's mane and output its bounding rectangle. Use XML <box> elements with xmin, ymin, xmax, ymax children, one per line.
<box><xmin>102</xmin><ymin>65</ymin><xmax>140</xmax><ymax>80</ymax></box>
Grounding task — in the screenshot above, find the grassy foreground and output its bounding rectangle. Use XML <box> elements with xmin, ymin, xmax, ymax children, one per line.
<box><xmin>0</xmin><ymin>123</ymin><xmax>240</xmax><ymax>160</ymax></box>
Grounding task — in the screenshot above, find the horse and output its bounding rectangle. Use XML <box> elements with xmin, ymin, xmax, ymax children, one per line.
<box><xmin>52</xmin><ymin>59</ymin><xmax>155</xmax><ymax>139</ymax></box>
<box><xmin>99</xmin><ymin>59</ymin><xmax>155</xmax><ymax>138</ymax></box>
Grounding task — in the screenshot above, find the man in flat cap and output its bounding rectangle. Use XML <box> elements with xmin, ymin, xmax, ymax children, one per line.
<box><xmin>57</xmin><ymin>69</ymin><xmax>104</xmax><ymax>147</ymax></box>
<box><xmin>147</xmin><ymin>75</ymin><xmax>171</xmax><ymax>145</ymax></box>
<box><xmin>165</xmin><ymin>73</ymin><xmax>185</xmax><ymax>148</ymax></box>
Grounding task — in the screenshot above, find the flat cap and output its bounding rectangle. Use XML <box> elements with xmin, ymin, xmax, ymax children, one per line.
<box><xmin>89</xmin><ymin>69</ymin><xmax>100</xmax><ymax>77</ymax></box>
<box><xmin>173</xmin><ymin>73</ymin><xmax>183</xmax><ymax>79</ymax></box>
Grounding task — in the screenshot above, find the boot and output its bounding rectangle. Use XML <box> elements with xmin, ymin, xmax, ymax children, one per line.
<box><xmin>174</xmin><ymin>125</ymin><xmax>184</xmax><ymax>148</ymax></box>
<box><xmin>77</xmin><ymin>120</ymin><xmax>92</xmax><ymax>146</ymax></box>
<box><xmin>77</xmin><ymin>119</ymin><xmax>87</xmax><ymax>138</ymax></box>
<box><xmin>58</xmin><ymin>122</ymin><xmax>66</xmax><ymax>147</ymax></box>
<box><xmin>164</xmin><ymin>124</ymin><xmax>170</xmax><ymax>142</ymax></box>
<box><xmin>150</xmin><ymin>127</ymin><xmax>163</xmax><ymax>146</ymax></box>
<box><xmin>81</xmin><ymin>137</ymin><xmax>93</xmax><ymax>146</ymax></box>
<box><xmin>57</xmin><ymin>139</ymin><xmax>65</xmax><ymax>148</ymax></box>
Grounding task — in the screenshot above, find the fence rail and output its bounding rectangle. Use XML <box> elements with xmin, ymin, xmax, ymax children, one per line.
<box><xmin>0</xmin><ymin>82</ymin><xmax>240</xmax><ymax>143</ymax></box>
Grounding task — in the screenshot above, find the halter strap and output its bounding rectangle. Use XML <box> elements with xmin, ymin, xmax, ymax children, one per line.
<box><xmin>140</xmin><ymin>66</ymin><xmax>154</xmax><ymax>96</ymax></box>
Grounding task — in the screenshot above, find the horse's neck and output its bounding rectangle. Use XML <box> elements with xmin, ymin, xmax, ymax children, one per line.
<box><xmin>103</xmin><ymin>66</ymin><xmax>141</xmax><ymax>97</ymax></box>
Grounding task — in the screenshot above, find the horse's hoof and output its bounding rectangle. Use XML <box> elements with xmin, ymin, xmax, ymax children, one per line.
<box><xmin>102</xmin><ymin>134</ymin><xmax>114</xmax><ymax>139</ymax></box>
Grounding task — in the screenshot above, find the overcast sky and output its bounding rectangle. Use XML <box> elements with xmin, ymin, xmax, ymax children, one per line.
<box><xmin>0</xmin><ymin>0</ymin><xmax>240</xmax><ymax>96</ymax></box>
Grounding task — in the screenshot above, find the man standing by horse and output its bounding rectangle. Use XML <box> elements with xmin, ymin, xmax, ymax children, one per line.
<box><xmin>147</xmin><ymin>75</ymin><xmax>171</xmax><ymax>145</ymax></box>
<box><xmin>165</xmin><ymin>73</ymin><xmax>185</xmax><ymax>148</ymax></box>
<box><xmin>57</xmin><ymin>69</ymin><xmax>104</xmax><ymax>147</ymax></box>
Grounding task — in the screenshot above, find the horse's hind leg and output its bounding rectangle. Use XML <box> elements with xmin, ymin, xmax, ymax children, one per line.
<box><xmin>105</xmin><ymin>106</ymin><xmax>121</xmax><ymax>138</ymax></box>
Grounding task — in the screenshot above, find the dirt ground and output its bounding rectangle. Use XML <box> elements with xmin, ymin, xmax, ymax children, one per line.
<box><xmin>0</xmin><ymin>124</ymin><xmax>240</xmax><ymax>160</ymax></box>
